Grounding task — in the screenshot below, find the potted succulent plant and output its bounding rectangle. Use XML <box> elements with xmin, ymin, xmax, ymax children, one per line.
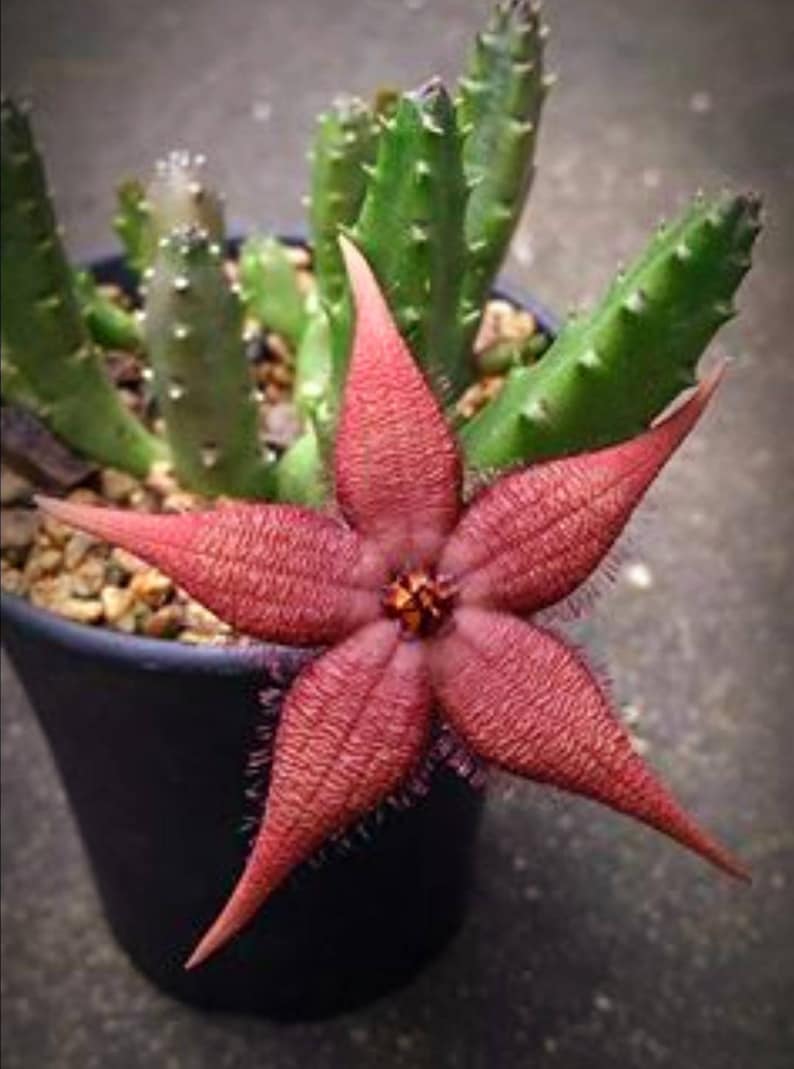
<box><xmin>1</xmin><ymin>0</ymin><xmax>760</xmax><ymax>1020</ymax></box>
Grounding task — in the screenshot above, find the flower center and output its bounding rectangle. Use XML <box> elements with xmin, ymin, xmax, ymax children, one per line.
<box><xmin>381</xmin><ymin>568</ymin><xmax>458</xmax><ymax>638</ymax></box>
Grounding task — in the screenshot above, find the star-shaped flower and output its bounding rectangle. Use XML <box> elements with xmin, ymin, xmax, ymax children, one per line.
<box><xmin>38</xmin><ymin>236</ymin><xmax>745</xmax><ymax>970</ymax></box>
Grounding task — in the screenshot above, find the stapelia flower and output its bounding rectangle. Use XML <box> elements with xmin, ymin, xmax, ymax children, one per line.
<box><xmin>38</xmin><ymin>236</ymin><xmax>746</xmax><ymax>970</ymax></box>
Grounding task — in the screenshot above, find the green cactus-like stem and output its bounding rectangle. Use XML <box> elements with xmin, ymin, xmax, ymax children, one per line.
<box><xmin>268</xmin><ymin>298</ymin><xmax>334</xmax><ymax>506</ymax></box>
<box><xmin>347</xmin><ymin>80</ymin><xmax>470</xmax><ymax>400</ymax></box>
<box><xmin>1</xmin><ymin>352</ymin><xmax>49</xmax><ymax>418</ymax></box>
<box><xmin>293</xmin><ymin>296</ymin><xmax>332</xmax><ymax>420</ymax></box>
<box><xmin>115</xmin><ymin>153</ymin><xmax>226</xmax><ymax>275</ymax></box>
<box><xmin>309</xmin><ymin>95</ymin><xmax>379</xmax><ymax>311</ymax></box>
<box><xmin>239</xmin><ymin>236</ymin><xmax>307</xmax><ymax>348</ymax></box>
<box><xmin>462</xmin><ymin>192</ymin><xmax>762</xmax><ymax>470</ymax></box>
<box><xmin>0</xmin><ymin>97</ymin><xmax>164</xmax><ymax>476</ymax></box>
<box><xmin>144</xmin><ymin>227</ymin><xmax>272</xmax><ymax>498</ymax></box>
<box><xmin>273</xmin><ymin>424</ymin><xmax>327</xmax><ymax>506</ymax></box>
<box><xmin>113</xmin><ymin>178</ymin><xmax>149</xmax><ymax>275</ymax></box>
<box><xmin>73</xmin><ymin>269</ymin><xmax>143</xmax><ymax>352</ymax></box>
<box><xmin>456</xmin><ymin>0</ymin><xmax>548</xmax><ymax>355</ymax></box>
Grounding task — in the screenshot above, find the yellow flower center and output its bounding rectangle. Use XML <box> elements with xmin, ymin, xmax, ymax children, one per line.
<box><xmin>381</xmin><ymin>569</ymin><xmax>457</xmax><ymax>638</ymax></box>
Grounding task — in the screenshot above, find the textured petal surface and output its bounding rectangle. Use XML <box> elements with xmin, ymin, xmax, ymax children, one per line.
<box><xmin>186</xmin><ymin>619</ymin><xmax>431</xmax><ymax>966</ymax></box>
<box><xmin>442</xmin><ymin>369</ymin><xmax>722</xmax><ymax>615</ymax></box>
<box><xmin>334</xmin><ymin>236</ymin><xmax>461</xmax><ymax>566</ymax></box>
<box><xmin>36</xmin><ymin>497</ymin><xmax>382</xmax><ymax>644</ymax></box>
<box><xmin>430</xmin><ymin>608</ymin><xmax>746</xmax><ymax>878</ymax></box>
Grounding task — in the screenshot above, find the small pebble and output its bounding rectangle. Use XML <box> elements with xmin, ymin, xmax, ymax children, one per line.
<box><xmin>161</xmin><ymin>491</ymin><xmax>202</xmax><ymax>513</ymax></box>
<box><xmin>66</xmin><ymin>488</ymin><xmax>102</xmax><ymax>506</ymax></box>
<box><xmin>41</xmin><ymin>514</ymin><xmax>72</xmax><ymax>547</ymax></box>
<box><xmin>111</xmin><ymin>609</ymin><xmax>141</xmax><ymax>634</ymax></box>
<box><xmin>29</xmin><ymin>548</ymin><xmax>63</xmax><ymax>578</ymax></box>
<box><xmin>456</xmin><ymin>375</ymin><xmax>505</xmax><ymax>421</ymax></box>
<box><xmin>0</xmin><ymin>563</ymin><xmax>24</xmax><ymax>594</ymax></box>
<box><xmin>183</xmin><ymin>600</ymin><xmax>230</xmax><ymax>635</ymax></box>
<box><xmin>179</xmin><ymin>630</ymin><xmax>225</xmax><ymax>645</ymax></box>
<box><xmin>265</xmin><ymin>332</ymin><xmax>292</xmax><ymax>364</ymax></box>
<box><xmin>0</xmin><ymin>466</ymin><xmax>33</xmax><ymax>505</ymax></box>
<box><xmin>269</xmin><ymin>363</ymin><xmax>293</xmax><ymax>388</ymax></box>
<box><xmin>101</xmin><ymin>468</ymin><xmax>141</xmax><ymax>503</ymax></box>
<box><xmin>128</xmin><ymin>487</ymin><xmax>158</xmax><ymax>511</ymax></box>
<box><xmin>474</xmin><ymin>299</ymin><xmax>536</xmax><ymax>354</ymax></box>
<box><xmin>284</xmin><ymin>245</ymin><xmax>311</xmax><ymax>269</ymax></box>
<box><xmin>264</xmin><ymin>403</ymin><xmax>302</xmax><ymax>449</ymax></box>
<box><xmin>119</xmin><ymin>388</ymin><xmax>139</xmax><ymax>412</ymax></box>
<box><xmin>27</xmin><ymin>574</ymin><xmax>72</xmax><ymax>611</ymax></box>
<box><xmin>111</xmin><ymin>547</ymin><xmax>148</xmax><ymax>575</ymax></box>
<box><xmin>144</xmin><ymin>604</ymin><xmax>184</xmax><ymax>639</ymax></box>
<box><xmin>59</xmin><ymin>598</ymin><xmax>104</xmax><ymax>625</ymax></box>
<box><xmin>130</xmin><ymin>570</ymin><xmax>173</xmax><ymax>608</ymax></box>
<box><xmin>144</xmin><ymin>461</ymin><xmax>179</xmax><ymax>497</ymax></box>
<box><xmin>69</xmin><ymin>555</ymin><xmax>107</xmax><ymax>597</ymax></box>
<box><xmin>295</xmin><ymin>269</ymin><xmax>315</xmax><ymax>296</ymax></box>
<box><xmin>106</xmin><ymin>351</ymin><xmax>144</xmax><ymax>386</ymax></box>
<box><xmin>63</xmin><ymin>532</ymin><xmax>100</xmax><ymax>571</ymax></box>
<box><xmin>1</xmin><ymin>509</ymin><xmax>39</xmax><ymax>551</ymax></box>
<box><xmin>101</xmin><ymin>586</ymin><xmax>135</xmax><ymax>624</ymax></box>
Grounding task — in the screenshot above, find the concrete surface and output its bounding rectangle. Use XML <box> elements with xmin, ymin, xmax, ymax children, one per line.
<box><xmin>2</xmin><ymin>1</ymin><xmax>793</xmax><ymax>1066</ymax></box>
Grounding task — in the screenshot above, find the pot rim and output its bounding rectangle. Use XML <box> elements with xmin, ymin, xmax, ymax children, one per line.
<box><xmin>1</xmin><ymin>236</ymin><xmax>559</xmax><ymax>675</ymax></box>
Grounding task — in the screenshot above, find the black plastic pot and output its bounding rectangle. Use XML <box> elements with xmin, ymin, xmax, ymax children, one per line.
<box><xmin>1</xmin><ymin>248</ymin><xmax>558</xmax><ymax>1020</ymax></box>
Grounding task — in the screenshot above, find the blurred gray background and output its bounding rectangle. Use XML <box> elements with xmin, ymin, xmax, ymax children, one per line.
<box><xmin>2</xmin><ymin>1</ymin><xmax>792</xmax><ymax>1066</ymax></box>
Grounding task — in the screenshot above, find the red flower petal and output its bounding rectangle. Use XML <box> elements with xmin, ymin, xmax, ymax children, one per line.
<box><xmin>36</xmin><ymin>497</ymin><xmax>382</xmax><ymax>644</ymax></box>
<box><xmin>185</xmin><ymin>620</ymin><xmax>431</xmax><ymax>967</ymax></box>
<box><xmin>335</xmin><ymin>236</ymin><xmax>461</xmax><ymax>566</ymax></box>
<box><xmin>441</xmin><ymin>368</ymin><xmax>723</xmax><ymax>615</ymax></box>
<box><xmin>430</xmin><ymin>608</ymin><xmax>746</xmax><ymax>879</ymax></box>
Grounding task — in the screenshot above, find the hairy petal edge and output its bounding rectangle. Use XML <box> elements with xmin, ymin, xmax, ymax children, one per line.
<box><xmin>36</xmin><ymin>496</ymin><xmax>382</xmax><ymax>645</ymax></box>
<box><xmin>186</xmin><ymin>619</ymin><xmax>432</xmax><ymax>967</ymax></box>
<box><xmin>442</xmin><ymin>367</ymin><xmax>723</xmax><ymax>615</ymax></box>
<box><xmin>429</xmin><ymin>607</ymin><xmax>747</xmax><ymax>879</ymax></box>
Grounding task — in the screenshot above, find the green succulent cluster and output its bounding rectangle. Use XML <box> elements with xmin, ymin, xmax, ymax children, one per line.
<box><xmin>0</xmin><ymin>1</ymin><xmax>761</xmax><ymax>504</ymax></box>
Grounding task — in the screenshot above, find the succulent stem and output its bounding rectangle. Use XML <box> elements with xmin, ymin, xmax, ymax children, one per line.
<box><xmin>462</xmin><ymin>192</ymin><xmax>762</xmax><ymax>469</ymax></box>
<box><xmin>347</xmin><ymin>80</ymin><xmax>470</xmax><ymax>400</ymax></box>
<box><xmin>116</xmin><ymin>153</ymin><xmax>225</xmax><ymax>275</ymax></box>
<box><xmin>144</xmin><ymin>226</ymin><xmax>272</xmax><ymax>498</ymax></box>
<box><xmin>456</xmin><ymin>0</ymin><xmax>548</xmax><ymax>356</ymax></box>
<box><xmin>0</xmin><ymin>96</ymin><xmax>164</xmax><ymax>476</ymax></box>
<box><xmin>309</xmin><ymin>96</ymin><xmax>379</xmax><ymax>316</ymax></box>
<box><xmin>73</xmin><ymin>268</ymin><xmax>143</xmax><ymax>352</ymax></box>
<box><xmin>310</xmin><ymin>95</ymin><xmax>379</xmax><ymax>312</ymax></box>
<box><xmin>293</xmin><ymin>295</ymin><xmax>332</xmax><ymax>423</ymax></box>
<box><xmin>113</xmin><ymin>178</ymin><xmax>149</xmax><ymax>276</ymax></box>
<box><xmin>238</xmin><ymin>236</ymin><xmax>307</xmax><ymax>348</ymax></box>
<box><xmin>273</xmin><ymin>423</ymin><xmax>327</xmax><ymax>506</ymax></box>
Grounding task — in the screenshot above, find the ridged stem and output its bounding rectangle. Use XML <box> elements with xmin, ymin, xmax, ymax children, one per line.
<box><xmin>1</xmin><ymin>97</ymin><xmax>164</xmax><ymax>476</ymax></box>
<box><xmin>462</xmin><ymin>192</ymin><xmax>762</xmax><ymax>470</ymax></box>
<box><xmin>144</xmin><ymin>226</ymin><xmax>272</xmax><ymax>498</ymax></box>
